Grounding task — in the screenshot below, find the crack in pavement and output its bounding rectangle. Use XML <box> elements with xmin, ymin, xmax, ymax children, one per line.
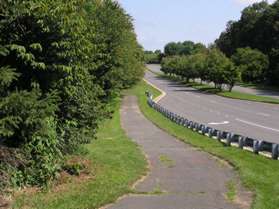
<box><xmin>105</xmin><ymin>96</ymin><xmax>251</xmax><ymax>209</ymax></box>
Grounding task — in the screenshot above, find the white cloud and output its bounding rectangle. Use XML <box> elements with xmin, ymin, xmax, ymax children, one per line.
<box><xmin>234</xmin><ymin>0</ymin><xmax>276</xmax><ymax>4</ymax></box>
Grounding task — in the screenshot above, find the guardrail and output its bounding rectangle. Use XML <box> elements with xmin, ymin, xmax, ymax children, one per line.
<box><xmin>146</xmin><ymin>93</ymin><xmax>279</xmax><ymax>160</ymax></box>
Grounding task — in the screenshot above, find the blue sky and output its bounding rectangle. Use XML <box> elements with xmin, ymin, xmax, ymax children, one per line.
<box><xmin>118</xmin><ymin>0</ymin><xmax>275</xmax><ymax>51</ymax></box>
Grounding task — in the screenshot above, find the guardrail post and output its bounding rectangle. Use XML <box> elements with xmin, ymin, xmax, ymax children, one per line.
<box><xmin>225</xmin><ymin>133</ymin><xmax>233</xmax><ymax>146</ymax></box>
<box><xmin>253</xmin><ymin>140</ymin><xmax>262</xmax><ymax>154</ymax></box>
<box><xmin>208</xmin><ymin>128</ymin><xmax>215</xmax><ymax>138</ymax></box>
<box><xmin>217</xmin><ymin>131</ymin><xmax>222</xmax><ymax>141</ymax></box>
<box><xmin>272</xmin><ymin>144</ymin><xmax>279</xmax><ymax>160</ymax></box>
<box><xmin>238</xmin><ymin>136</ymin><xmax>244</xmax><ymax>149</ymax></box>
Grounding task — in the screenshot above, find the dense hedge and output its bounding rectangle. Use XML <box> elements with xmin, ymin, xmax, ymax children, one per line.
<box><xmin>0</xmin><ymin>0</ymin><xmax>144</xmax><ymax>190</ymax></box>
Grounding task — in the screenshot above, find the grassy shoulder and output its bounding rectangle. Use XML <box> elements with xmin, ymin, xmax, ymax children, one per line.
<box><xmin>12</xmin><ymin>98</ymin><xmax>147</xmax><ymax>209</ymax></box>
<box><xmin>190</xmin><ymin>82</ymin><xmax>279</xmax><ymax>104</ymax></box>
<box><xmin>149</xmin><ymin>68</ymin><xmax>279</xmax><ymax>104</ymax></box>
<box><xmin>128</xmin><ymin>80</ymin><xmax>279</xmax><ymax>209</ymax></box>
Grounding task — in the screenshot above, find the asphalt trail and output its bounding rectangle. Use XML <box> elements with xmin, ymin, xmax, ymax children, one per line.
<box><xmin>106</xmin><ymin>96</ymin><xmax>250</xmax><ymax>209</ymax></box>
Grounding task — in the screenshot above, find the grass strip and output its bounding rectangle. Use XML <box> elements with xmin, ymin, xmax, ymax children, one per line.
<box><xmin>127</xmin><ymin>80</ymin><xmax>279</xmax><ymax>209</ymax></box>
<box><xmin>13</xmin><ymin>98</ymin><xmax>147</xmax><ymax>209</ymax></box>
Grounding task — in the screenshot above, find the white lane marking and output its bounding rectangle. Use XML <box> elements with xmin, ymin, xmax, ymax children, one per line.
<box><xmin>235</xmin><ymin>118</ymin><xmax>279</xmax><ymax>133</ymax></box>
<box><xmin>195</xmin><ymin>95</ymin><xmax>201</xmax><ymax>98</ymax></box>
<box><xmin>256</xmin><ymin>112</ymin><xmax>270</xmax><ymax>117</ymax></box>
<box><xmin>208</xmin><ymin>121</ymin><xmax>230</xmax><ymax>125</ymax></box>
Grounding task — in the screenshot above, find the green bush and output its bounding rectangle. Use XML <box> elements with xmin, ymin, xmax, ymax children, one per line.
<box><xmin>0</xmin><ymin>0</ymin><xmax>144</xmax><ymax>191</ymax></box>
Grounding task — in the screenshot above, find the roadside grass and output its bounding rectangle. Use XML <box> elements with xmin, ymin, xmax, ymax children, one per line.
<box><xmin>127</xmin><ymin>80</ymin><xmax>279</xmax><ymax>209</ymax></box>
<box><xmin>188</xmin><ymin>82</ymin><xmax>279</xmax><ymax>104</ymax></box>
<box><xmin>13</xmin><ymin>98</ymin><xmax>147</xmax><ymax>209</ymax></box>
<box><xmin>149</xmin><ymin>68</ymin><xmax>279</xmax><ymax>104</ymax></box>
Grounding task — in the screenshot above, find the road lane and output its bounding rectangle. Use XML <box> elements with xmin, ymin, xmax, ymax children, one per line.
<box><xmin>145</xmin><ymin>66</ymin><xmax>279</xmax><ymax>144</ymax></box>
<box><xmin>147</xmin><ymin>63</ymin><xmax>279</xmax><ymax>99</ymax></box>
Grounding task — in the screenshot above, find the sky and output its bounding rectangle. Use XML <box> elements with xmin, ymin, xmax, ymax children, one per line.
<box><xmin>117</xmin><ymin>0</ymin><xmax>276</xmax><ymax>51</ymax></box>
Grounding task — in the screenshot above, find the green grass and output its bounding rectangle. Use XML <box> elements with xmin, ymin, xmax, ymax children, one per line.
<box><xmin>226</xmin><ymin>180</ymin><xmax>237</xmax><ymax>202</ymax></box>
<box><xmin>188</xmin><ymin>81</ymin><xmax>279</xmax><ymax>104</ymax></box>
<box><xmin>13</xmin><ymin>98</ymin><xmax>147</xmax><ymax>209</ymax></box>
<box><xmin>154</xmin><ymin>71</ymin><xmax>279</xmax><ymax>104</ymax></box>
<box><xmin>218</xmin><ymin>91</ymin><xmax>279</xmax><ymax>104</ymax></box>
<box><xmin>128</xmin><ymin>80</ymin><xmax>279</xmax><ymax>209</ymax></box>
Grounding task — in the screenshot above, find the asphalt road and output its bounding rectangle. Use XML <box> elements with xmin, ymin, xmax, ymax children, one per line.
<box><xmin>148</xmin><ymin>64</ymin><xmax>279</xmax><ymax>99</ymax></box>
<box><xmin>146</xmin><ymin>64</ymin><xmax>279</xmax><ymax>144</ymax></box>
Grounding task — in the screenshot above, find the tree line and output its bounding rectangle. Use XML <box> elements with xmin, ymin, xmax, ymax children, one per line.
<box><xmin>161</xmin><ymin>41</ymin><xmax>269</xmax><ymax>91</ymax></box>
<box><xmin>144</xmin><ymin>50</ymin><xmax>163</xmax><ymax>64</ymax></box>
<box><xmin>158</xmin><ymin>1</ymin><xmax>277</xmax><ymax>89</ymax></box>
<box><xmin>0</xmin><ymin>0</ymin><xmax>144</xmax><ymax>190</ymax></box>
<box><xmin>161</xmin><ymin>48</ymin><xmax>238</xmax><ymax>91</ymax></box>
<box><xmin>215</xmin><ymin>0</ymin><xmax>279</xmax><ymax>85</ymax></box>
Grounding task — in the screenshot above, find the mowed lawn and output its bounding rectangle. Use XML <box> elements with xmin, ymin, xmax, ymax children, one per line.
<box><xmin>127</xmin><ymin>80</ymin><xmax>279</xmax><ymax>209</ymax></box>
<box><xmin>13</xmin><ymin>98</ymin><xmax>147</xmax><ymax>209</ymax></box>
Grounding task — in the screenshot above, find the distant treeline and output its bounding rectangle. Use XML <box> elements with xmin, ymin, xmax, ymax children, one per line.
<box><xmin>144</xmin><ymin>50</ymin><xmax>163</xmax><ymax>64</ymax></box>
<box><xmin>0</xmin><ymin>0</ymin><xmax>144</xmax><ymax>190</ymax></box>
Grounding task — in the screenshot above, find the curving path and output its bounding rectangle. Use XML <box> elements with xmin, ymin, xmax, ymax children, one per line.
<box><xmin>106</xmin><ymin>96</ymin><xmax>250</xmax><ymax>209</ymax></box>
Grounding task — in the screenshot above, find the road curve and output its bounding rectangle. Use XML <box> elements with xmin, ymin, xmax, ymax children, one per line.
<box><xmin>145</xmin><ymin>65</ymin><xmax>279</xmax><ymax>144</ymax></box>
<box><xmin>148</xmin><ymin>64</ymin><xmax>279</xmax><ymax>100</ymax></box>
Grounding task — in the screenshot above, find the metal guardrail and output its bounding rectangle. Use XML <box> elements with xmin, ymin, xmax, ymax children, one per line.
<box><xmin>146</xmin><ymin>93</ymin><xmax>279</xmax><ymax>160</ymax></box>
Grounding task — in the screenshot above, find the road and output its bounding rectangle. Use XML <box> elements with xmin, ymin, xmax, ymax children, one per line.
<box><xmin>147</xmin><ymin>64</ymin><xmax>279</xmax><ymax>99</ymax></box>
<box><xmin>145</xmin><ymin>64</ymin><xmax>279</xmax><ymax>144</ymax></box>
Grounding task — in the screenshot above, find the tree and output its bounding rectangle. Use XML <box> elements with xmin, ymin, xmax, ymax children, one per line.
<box><xmin>164</xmin><ymin>42</ymin><xmax>183</xmax><ymax>56</ymax></box>
<box><xmin>191</xmin><ymin>53</ymin><xmax>209</xmax><ymax>83</ymax></box>
<box><xmin>207</xmin><ymin>49</ymin><xmax>239</xmax><ymax>90</ymax></box>
<box><xmin>0</xmin><ymin>0</ymin><xmax>144</xmax><ymax>190</ymax></box>
<box><xmin>232</xmin><ymin>47</ymin><xmax>269</xmax><ymax>83</ymax></box>
<box><xmin>215</xmin><ymin>1</ymin><xmax>279</xmax><ymax>85</ymax></box>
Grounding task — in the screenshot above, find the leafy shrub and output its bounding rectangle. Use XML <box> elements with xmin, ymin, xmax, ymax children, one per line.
<box><xmin>0</xmin><ymin>0</ymin><xmax>144</xmax><ymax>191</ymax></box>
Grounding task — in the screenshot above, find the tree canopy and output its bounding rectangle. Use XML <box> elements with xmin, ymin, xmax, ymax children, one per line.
<box><xmin>164</xmin><ymin>41</ymin><xmax>206</xmax><ymax>56</ymax></box>
<box><xmin>161</xmin><ymin>48</ymin><xmax>239</xmax><ymax>91</ymax></box>
<box><xmin>215</xmin><ymin>0</ymin><xmax>279</xmax><ymax>85</ymax></box>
